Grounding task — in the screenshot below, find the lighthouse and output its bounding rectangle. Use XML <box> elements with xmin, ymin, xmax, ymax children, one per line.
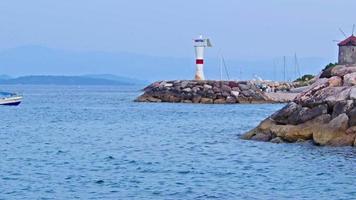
<box><xmin>193</xmin><ymin>35</ymin><xmax>212</xmax><ymax>80</ymax></box>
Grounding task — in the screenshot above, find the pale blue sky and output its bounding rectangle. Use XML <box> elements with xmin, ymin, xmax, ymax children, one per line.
<box><xmin>0</xmin><ymin>0</ymin><xmax>356</xmax><ymax>80</ymax></box>
<box><xmin>0</xmin><ymin>0</ymin><xmax>355</xmax><ymax>59</ymax></box>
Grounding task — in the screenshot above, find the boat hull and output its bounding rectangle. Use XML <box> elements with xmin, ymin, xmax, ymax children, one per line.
<box><xmin>0</xmin><ymin>96</ymin><xmax>22</xmax><ymax>106</ymax></box>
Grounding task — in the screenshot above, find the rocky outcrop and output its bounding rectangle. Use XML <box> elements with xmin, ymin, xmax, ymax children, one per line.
<box><xmin>241</xmin><ymin>65</ymin><xmax>356</xmax><ymax>147</ymax></box>
<box><xmin>136</xmin><ymin>80</ymin><xmax>295</xmax><ymax>104</ymax></box>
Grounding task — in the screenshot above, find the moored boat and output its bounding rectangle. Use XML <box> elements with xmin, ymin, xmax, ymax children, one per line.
<box><xmin>0</xmin><ymin>92</ymin><xmax>22</xmax><ymax>106</ymax></box>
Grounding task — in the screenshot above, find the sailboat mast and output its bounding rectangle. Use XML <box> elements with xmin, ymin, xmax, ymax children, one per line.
<box><xmin>283</xmin><ymin>56</ymin><xmax>286</xmax><ymax>82</ymax></box>
<box><xmin>219</xmin><ymin>55</ymin><xmax>223</xmax><ymax>81</ymax></box>
<box><xmin>294</xmin><ymin>53</ymin><xmax>297</xmax><ymax>80</ymax></box>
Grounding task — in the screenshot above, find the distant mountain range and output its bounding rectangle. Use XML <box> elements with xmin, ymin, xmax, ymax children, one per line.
<box><xmin>0</xmin><ymin>45</ymin><xmax>332</xmax><ymax>81</ymax></box>
<box><xmin>0</xmin><ymin>74</ymin><xmax>147</xmax><ymax>85</ymax></box>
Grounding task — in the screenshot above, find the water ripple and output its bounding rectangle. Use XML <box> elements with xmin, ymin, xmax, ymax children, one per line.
<box><xmin>0</xmin><ymin>85</ymin><xmax>355</xmax><ymax>199</ymax></box>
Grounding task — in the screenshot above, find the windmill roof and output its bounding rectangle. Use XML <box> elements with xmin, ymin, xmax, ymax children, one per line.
<box><xmin>338</xmin><ymin>35</ymin><xmax>356</xmax><ymax>46</ymax></box>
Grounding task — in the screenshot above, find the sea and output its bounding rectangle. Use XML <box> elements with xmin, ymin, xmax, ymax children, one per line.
<box><xmin>1</xmin><ymin>85</ymin><xmax>355</xmax><ymax>200</ymax></box>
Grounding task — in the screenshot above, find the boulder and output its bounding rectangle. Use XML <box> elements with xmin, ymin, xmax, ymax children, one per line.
<box><xmin>214</xmin><ymin>98</ymin><xmax>226</xmax><ymax>104</ymax></box>
<box><xmin>294</xmin><ymin>78</ymin><xmax>329</xmax><ymax>105</ymax></box>
<box><xmin>267</xmin><ymin>114</ymin><xmax>330</xmax><ymax>142</ymax></box>
<box><xmin>228</xmin><ymin>81</ymin><xmax>239</xmax><ymax>88</ymax></box>
<box><xmin>164</xmin><ymin>83</ymin><xmax>173</xmax><ymax>87</ymax></box>
<box><xmin>181</xmin><ymin>81</ymin><xmax>189</xmax><ymax>88</ymax></box>
<box><xmin>270</xmin><ymin>137</ymin><xmax>284</xmax><ymax>143</ymax></box>
<box><xmin>271</xmin><ymin>102</ymin><xmax>302</xmax><ymax>124</ymax></box>
<box><xmin>300</xmin><ymin>86</ymin><xmax>350</xmax><ymax>107</ymax></box>
<box><xmin>182</xmin><ymin>100</ymin><xmax>192</xmax><ymax>103</ymax></box>
<box><xmin>328</xmin><ymin>76</ymin><xmax>343</xmax><ymax>87</ymax></box>
<box><xmin>287</xmin><ymin>104</ymin><xmax>328</xmax><ymax>125</ymax></box>
<box><xmin>167</xmin><ymin>95</ymin><xmax>181</xmax><ymax>102</ymax></box>
<box><xmin>312</xmin><ymin>113</ymin><xmax>350</xmax><ymax>146</ymax></box>
<box><xmin>347</xmin><ymin>107</ymin><xmax>356</xmax><ymax>127</ymax></box>
<box><xmin>147</xmin><ymin>96</ymin><xmax>162</xmax><ymax>102</ymax></box>
<box><xmin>238</xmin><ymin>83</ymin><xmax>250</xmax><ymax>91</ymax></box>
<box><xmin>251</xmin><ymin>132</ymin><xmax>272</xmax><ymax>142</ymax></box>
<box><xmin>331</xmin><ymin>65</ymin><xmax>356</xmax><ymax>77</ymax></box>
<box><xmin>343</xmin><ymin>72</ymin><xmax>356</xmax><ymax>86</ymax></box>
<box><xmin>226</xmin><ymin>96</ymin><xmax>236</xmax><ymax>104</ymax></box>
<box><xmin>213</xmin><ymin>87</ymin><xmax>221</xmax><ymax>93</ymax></box>
<box><xmin>192</xmin><ymin>95</ymin><xmax>202</xmax><ymax>103</ymax></box>
<box><xmin>232</xmin><ymin>87</ymin><xmax>240</xmax><ymax>91</ymax></box>
<box><xmin>349</xmin><ymin>87</ymin><xmax>356</xmax><ymax>100</ymax></box>
<box><xmin>221</xmin><ymin>84</ymin><xmax>232</xmax><ymax>92</ymax></box>
<box><xmin>203</xmin><ymin>84</ymin><xmax>213</xmax><ymax>90</ymax></box>
<box><xmin>231</xmin><ymin>91</ymin><xmax>240</xmax><ymax>98</ymax></box>
<box><xmin>240</xmin><ymin>118</ymin><xmax>275</xmax><ymax>140</ymax></box>
<box><xmin>332</xmin><ymin>100</ymin><xmax>353</xmax><ymax>119</ymax></box>
<box><xmin>182</xmin><ymin>88</ymin><xmax>192</xmax><ymax>92</ymax></box>
<box><xmin>200</xmin><ymin>97</ymin><xmax>213</xmax><ymax>104</ymax></box>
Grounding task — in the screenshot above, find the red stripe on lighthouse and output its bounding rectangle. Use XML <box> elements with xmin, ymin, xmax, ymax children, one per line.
<box><xmin>196</xmin><ymin>59</ymin><xmax>204</xmax><ymax>64</ymax></box>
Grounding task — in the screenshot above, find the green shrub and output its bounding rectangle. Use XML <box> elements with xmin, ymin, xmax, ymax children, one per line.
<box><xmin>294</xmin><ymin>74</ymin><xmax>315</xmax><ymax>82</ymax></box>
<box><xmin>323</xmin><ymin>63</ymin><xmax>337</xmax><ymax>71</ymax></box>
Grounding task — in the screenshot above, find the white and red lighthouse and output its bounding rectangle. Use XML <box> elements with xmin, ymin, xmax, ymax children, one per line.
<box><xmin>193</xmin><ymin>35</ymin><xmax>212</xmax><ymax>80</ymax></box>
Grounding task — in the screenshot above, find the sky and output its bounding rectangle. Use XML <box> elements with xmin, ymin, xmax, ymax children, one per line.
<box><xmin>0</xmin><ymin>0</ymin><xmax>355</xmax><ymax>79</ymax></box>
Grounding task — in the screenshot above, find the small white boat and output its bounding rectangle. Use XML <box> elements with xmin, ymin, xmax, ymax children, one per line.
<box><xmin>0</xmin><ymin>92</ymin><xmax>22</xmax><ymax>106</ymax></box>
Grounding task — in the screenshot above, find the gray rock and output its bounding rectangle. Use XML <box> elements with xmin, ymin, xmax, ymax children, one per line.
<box><xmin>214</xmin><ymin>98</ymin><xmax>226</xmax><ymax>104</ymax></box>
<box><xmin>147</xmin><ymin>96</ymin><xmax>162</xmax><ymax>102</ymax></box>
<box><xmin>222</xmin><ymin>91</ymin><xmax>230</xmax><ymax>97</ymax></box>
<box><xmin>232</xmin><ymin>87</ymin><xmax>240</xmax><ymax>91</ymax></box>
<box><xmin>251</xmin><ymin>132</ymin><xmax>272</xmax><ymax>142</ymax></box>
<box><xmin>221</xmin><ymin>84</ymin><xmax>232</xmax><ymax>92</ymax></box>
<box><xmin>350</xmin><ymin>87</ymin><xmax>356</xmax><ymax>100</ymax></box>
<box><xmin>332</xmin><ymin>100</ymin><xmax>353</xmax><ymax>119</ymax></box>
<box><xmin>270</xmin><ymin>137</ymin><xmax>284</xmax><ymax>143</ymax></box>
<box><xmin>343</xmin><ymin>72</ymin><xmax>356</xmax><ymax>86</ymax></box>
<box><xmin>239</xmin><ymin>83</ymin><xmax>250</xmax><ymax>91</ymax></box>
<box><xmin>331</xmin><ymin>65</ymin><xmax>356</xmax><ymax>77</ymax></box>
<box><xmin>192</xmin><ymin>95</ymin><xmax>202</xmax><ymax>103</ymax></box>
<box><xmin>213</xmin><ymin>87</ymin><xmax>221</xmax><ymax>93</ymax></box>
<box><xmin>181</xmin><ymin>81</ymin><xmax>189</xmax><ymax>88</ymax></box>
<box><xmin>347</xmin><ymin>107</ymin><xmax>356</xmax><ymax>127</ymax></box>
<box><xmin>226</xmin><ymin>96</ymin><xmax>236</xmax><ymax>104</ymax></box>
<box><xmin>192</xmin><ymin>86</ymin><xmax>200</xmax><ymax>93</ymax></box>
<box><xmin>182</xmin><ymin>88</ymin><xmax>192</xmax><ymax>92</ymax></box>
<box><xmin>200</xmin><ymin>97</ymin><xmax>213</xmax><ymax>104</ymax></box>
<box><xmin>231</xmin><ymin>91</ymin><xmax>240</xmax><ymax>98</ymax></box>
<box><xmin>271</xmin><ymin>102</ymin><xmax>302</xmax><ymax>124</ymax></box>
<box><xmin>288</xmin><ymin>104</ymin><xmax>328</xmax><ymax>125</ymax></box>
<box><xmin>203</xmin><ymin>84</ymin><xmax>213</xmax><ymax>90</ymax></box>
<box><xmin>228</xmin><ymin>81</ymin><xmax>239</xmax><ymax>88</ymax></box>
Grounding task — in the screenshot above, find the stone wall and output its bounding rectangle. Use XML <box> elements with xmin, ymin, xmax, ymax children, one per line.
<box><xmin>136</xmin><ymin>80</ymin><xmax>293</xmax><ymax>104</ymax></box>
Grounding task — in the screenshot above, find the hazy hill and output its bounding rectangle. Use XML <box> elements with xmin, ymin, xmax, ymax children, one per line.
<box><xmin>0</xmin><ymin>75</ymin><xmax>12</xmax><ymax>80</ymax></box>
<box><xmin>0</xmin><ymin>45</ymin><xmax>330</xmax><ymax>81</ymax></box>
<box><xmin>0</xmin><ymin>75</ymin><xmax>147</xmax><ymax>85</ymax></box>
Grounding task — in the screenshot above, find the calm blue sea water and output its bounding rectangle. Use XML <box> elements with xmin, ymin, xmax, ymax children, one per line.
<box><xmin>0</xmin><ymin>85</ymin><xmax>355</xmax><ymax>200</ymax></box>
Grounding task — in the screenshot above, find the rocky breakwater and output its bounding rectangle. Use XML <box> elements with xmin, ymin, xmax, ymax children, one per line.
<box><xmin>241</xmin><ymin>64</ymin><xmax>356</xmax><ymax>147</ymax></box>
<box><xmin>136</xmin><ymin>80</ymin><xmax>277</xmax><ymax>104</ymax></box>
